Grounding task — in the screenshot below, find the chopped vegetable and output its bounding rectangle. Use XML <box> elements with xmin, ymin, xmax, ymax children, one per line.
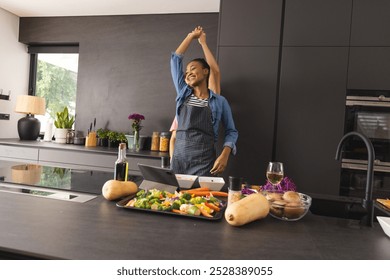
<box><xmin>125</xmin><ymin>188</ymin><xmax>225</xmax><ymax>217</ymax></box>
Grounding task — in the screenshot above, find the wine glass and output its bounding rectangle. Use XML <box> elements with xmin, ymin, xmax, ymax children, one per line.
<box><xmin>266</xmin><ymin>162</ymin><xmax>284</xmax><ymax>187</ymax></box>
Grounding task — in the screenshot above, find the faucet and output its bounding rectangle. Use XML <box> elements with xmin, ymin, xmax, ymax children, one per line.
<box><xmin>335</xmin><ymin>131</ymin><xmax>375</xmax><ymax>227</ymax></box>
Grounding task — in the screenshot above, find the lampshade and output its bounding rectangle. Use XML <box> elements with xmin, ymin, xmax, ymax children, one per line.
<box><xmin>15</xmin><ymin>95</ymin><xmax>46</xmax><ymax>115</ymax></box>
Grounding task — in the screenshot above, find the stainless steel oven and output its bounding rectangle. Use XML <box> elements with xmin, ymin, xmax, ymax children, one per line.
<box><xmin>341</xmin><ymin>89</ymin><xmax>390</xmax><ymax>199</ymax></box>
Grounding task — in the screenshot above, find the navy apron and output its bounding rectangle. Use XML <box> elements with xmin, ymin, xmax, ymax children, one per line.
<box><xmin>171</xmin><ymin>98</ymin><xmax>216</xmax><ymax>176</ymax></box>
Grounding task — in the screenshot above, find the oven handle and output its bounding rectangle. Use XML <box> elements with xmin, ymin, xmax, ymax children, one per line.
<box><xmin>342</xmin><ymin>162</ymin><xmax>390</xmax><ymax>173</ymax></box>
<box><xmin>346</xmin><ymin>100</ymin><xmax>390</xmax><ymax>107</ymax></box>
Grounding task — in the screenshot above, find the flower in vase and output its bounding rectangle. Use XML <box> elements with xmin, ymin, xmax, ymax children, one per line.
<box><xmin>128</xmin><ymin>113</ymin><xmax>145</xmax><ymax>133</ymax></box>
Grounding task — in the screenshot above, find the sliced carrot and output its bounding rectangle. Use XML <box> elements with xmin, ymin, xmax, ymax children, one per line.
<box><xmin>172</xmin><ymin>209</ymin><xmax>187</xmax><ymax>215</ymax></box>
<box><xmin>189</xmin><ymin>191</ymin><xmax>228</xmax><ymax>197</ymax></box>
<box><xmin>199</xmin><ymin>208</ymin><xmax>213</xmax><ymax>218</ymax></box>
<box><xmin>205</xmin><ymin>202</ymin><xmax>220</xmax><ymax>212</ymax></box>
<box><xmin>181</xmin><ymin>187</ymin><xmax>210</xmax><ymax>193</ymax></box>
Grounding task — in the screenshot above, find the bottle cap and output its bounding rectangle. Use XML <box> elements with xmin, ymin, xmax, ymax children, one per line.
<box><xmin>229</xmin><ymin>176</ymin><xmax>242</xmax><ymax>191</ymax></box>
<box><xmin>119</xmin><ymin>143</ymin><xmax>126</xmax><ymax>149</ymax></box>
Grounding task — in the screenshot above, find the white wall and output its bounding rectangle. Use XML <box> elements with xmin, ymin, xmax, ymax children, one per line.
<box><xmin>0</xmin><ymin>8</ymin><xmax>29</xmax><ymax>138</ymax></box>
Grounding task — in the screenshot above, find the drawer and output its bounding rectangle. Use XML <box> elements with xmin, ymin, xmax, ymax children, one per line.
<box><xmin>0</xmin><ymin>146</ymin><xmax>39</xmax><ymax>161</ymax></box>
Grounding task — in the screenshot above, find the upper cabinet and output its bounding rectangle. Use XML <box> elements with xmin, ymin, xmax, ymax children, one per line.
<box><xmin>350</xmin><ymin>0</ymin><xmax>390</xmax><ymax>46</ymax></box>
<box><xmin>218</xmin><ymin>0</ymin><xmax>283</xmax><ymax>46</ymax></box>
<box><xmin>283</xmin><ymin>0</ymin><xmax>352</xmax><ymax>46</ymax></box>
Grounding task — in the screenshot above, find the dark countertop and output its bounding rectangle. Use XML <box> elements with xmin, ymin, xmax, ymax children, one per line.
<box><xmin>0</xmin><ymin>138</ymin><xmax>168</xmax><ymax>159</ymax></box>
<box><xmin>0</xmin><ymin>186</ymin><xmax>389</xmax><ymax>260</ymax></box>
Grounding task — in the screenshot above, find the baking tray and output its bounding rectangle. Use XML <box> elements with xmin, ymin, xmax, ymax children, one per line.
<box><xmin>116</xmin><ymin>194</ymin><xmax>226</xmax><ymax>221</ymax></box>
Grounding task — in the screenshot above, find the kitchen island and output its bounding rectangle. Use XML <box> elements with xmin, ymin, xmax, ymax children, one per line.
<box><xmin>0</xmin><ymin>184</ymin><xmax>389</xmax><ymax>260</ymax></box>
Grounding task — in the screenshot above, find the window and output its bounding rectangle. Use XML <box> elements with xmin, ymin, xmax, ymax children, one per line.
<box><xmin>28</xmin><ymin>45</ymin><xmax>79</xmax><ymax>133</ymax></box>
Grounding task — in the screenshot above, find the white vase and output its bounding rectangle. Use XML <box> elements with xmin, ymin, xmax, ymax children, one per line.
<box><xmin>54</xmin><ymin>128</ymin><xmax>69</xmax><ymax>144</ymax></box>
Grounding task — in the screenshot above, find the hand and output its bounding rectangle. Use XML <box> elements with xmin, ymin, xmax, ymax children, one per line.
<box><xmin>198</xmin><ymin>31</ymin><xmax>207</xmax><ymax>45</ymax></box>
<box><xmin>189</xmin><ymin>26</ymin><xmax>203</xmax><ymax>39</ymax></box>
<box><xmin>210</xmin><ymin>153</ymin><xmax>229</xmax><ymax>175</ymax></box>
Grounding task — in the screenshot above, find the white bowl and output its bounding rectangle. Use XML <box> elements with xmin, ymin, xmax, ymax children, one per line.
<box><xmin>175</xmin><ymin>174</ymin><xmax>198</xmax><ymax>189</ymax></box>
<box><xmin>377</xmin><ymin>216</ymin><xmax>390</xmax><ymax>238</ymax></box>
<box><xmin>198</xmin><ymin>176</ymin><xmax>225</xmax><ymax>191</ymax></box>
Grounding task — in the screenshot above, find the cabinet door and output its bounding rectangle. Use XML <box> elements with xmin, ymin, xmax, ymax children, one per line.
<box><xmin>347</xmin><ymin>47</ymin><xmax>390</xmax><ymax>90</ymax></box>
<box><xmin>218</xmin><ymin>46</ymin><xmax>279</xmax><ymax>184</ymax></box>
<box><xmin>276</xmin><ymin>47</ymin><xmax>349</xmax><ymax>196</ymax></box>
<box><xmin>219</xmin><ymin>0</ymin><xmax>283</xmax><ymax>46</ymax></box>
<box><xmin>283</xmin><ymin>0</ymin><xmax>352</xmax><ymax>46</ymax></box>
<box><xmin>350</xmin><ymin>0</ymin><xmax>390</xmax><ymax>46</ymax></box>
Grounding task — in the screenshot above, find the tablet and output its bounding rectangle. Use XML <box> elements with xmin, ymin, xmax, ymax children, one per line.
<box><xmin>137</xmin><ymin>164</ymin><xmax>179</xmax><ymax>192</ymax></box>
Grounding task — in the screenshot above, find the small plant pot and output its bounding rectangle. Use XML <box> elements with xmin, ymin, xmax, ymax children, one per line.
<box><xmin>108</xmin><ymin>140</ymin><xmax>120</xmax><ymax>148</ymax></box>
<box><xmin>98</xmin><ymin>138</ymin><xmax>109</xmax><ymax>147</ymax></box>
<box><xmin>54</xmin><ymin>128</ymin><xmax>69</xmax><ymax>144</ymax></box>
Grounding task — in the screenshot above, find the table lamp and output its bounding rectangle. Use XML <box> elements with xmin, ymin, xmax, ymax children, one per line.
<box><xmin>14</xmin><ymin>95</ymin><xmax>46</xmax><ymax>140</ymax></box>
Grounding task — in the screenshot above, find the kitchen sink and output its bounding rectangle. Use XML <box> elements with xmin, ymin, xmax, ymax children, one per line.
<box><xmin>0</xmin><ymin>182</ymin><xmax>97</xmax><ymax>203</ymax></box>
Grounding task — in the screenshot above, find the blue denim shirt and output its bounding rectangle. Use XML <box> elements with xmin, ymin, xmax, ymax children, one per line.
<box><xmin>170</xmin><ymin>52</ymin><xmax>238</xmax><ymax>154</ymax></box>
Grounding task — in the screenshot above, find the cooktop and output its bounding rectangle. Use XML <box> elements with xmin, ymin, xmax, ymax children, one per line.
<box><xmin>0</xmin><ymin>162</ymin><xmax>142</xmax><ymax>195</ymax></box>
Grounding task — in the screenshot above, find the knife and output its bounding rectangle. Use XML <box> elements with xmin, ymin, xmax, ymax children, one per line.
<box><xmin>93</xmin><ymin>118</ymin><xmax>96</xmax><ymax>131</ymax></box>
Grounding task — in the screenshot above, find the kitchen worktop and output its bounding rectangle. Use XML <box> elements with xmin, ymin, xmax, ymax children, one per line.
<box><xmin>0</xmin><ymin>138</ymin><xmax>168</xmax><ymax>159</ymax></box>
<box><xmin>1</xmin><ymin>181</ymin><xmax>389</xmax><ymax>260</ymax></box>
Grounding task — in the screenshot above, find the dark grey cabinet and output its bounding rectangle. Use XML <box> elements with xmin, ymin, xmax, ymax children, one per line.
<box><xmin>218</xmin><ymin>0</ymin><xmax>283</xmax><ymax>46</ymax></box>
<box><xmin>218</xmin><ymin>46</ymin><xmax>280</xmax><ymax>184</ymax></box>
<box><xmin>347</xmin><ymin>47</ymin><xmax>390</xmax><ymax>90</ymax></box>
<box><xmin>283</xmin><ymin>0</ymin><xmax>352</xmax><ymax>46</ymax></box>
<box><xmin>276</xmin><ymin>47</ymin><xmax>349</xmax><ymax>196</ymax></box>
<box><xmin>350</xmin><ymin>0</ymin><xmax>390</xmax><ymax>46</ymax></box>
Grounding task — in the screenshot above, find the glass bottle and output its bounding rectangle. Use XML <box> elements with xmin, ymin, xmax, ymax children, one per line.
<box><xmin>228</xmin><ymin>176</ymin><xmax>242</xmax><ymax>207</ymax></box>
<box><xmin>114</xmin><ymin>143</ymin><xmax>128</xmax><ymax>181</ymax></box>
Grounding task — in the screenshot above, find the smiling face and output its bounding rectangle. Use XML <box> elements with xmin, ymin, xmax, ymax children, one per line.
<box><xmin>185</xmin><ymin>61</ymin><xmax>209</xmax><ymax>88</ymax></box>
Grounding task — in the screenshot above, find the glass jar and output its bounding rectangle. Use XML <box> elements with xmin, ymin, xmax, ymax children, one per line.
<box><xmin>151</xmin><ymin>131</ymin><xmax>160</xmax><ymax>151</ymax></box>
<box><xmin>228</xmin><ymin>176</ymin><xmax>242</xmax><ymax>207</ymax></box>
<box><xmin>66</xmin><ymin>129</ymin><xmax>75</xmax><ymax>144</ymax></box>
<box><xmin>159</xmin><ymin>132</ymin><xmax>171</xmax><ymax>152</ymax></box>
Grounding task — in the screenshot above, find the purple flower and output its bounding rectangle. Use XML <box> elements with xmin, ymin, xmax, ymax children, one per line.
<box><xmin>128</xmin><ymin>113</ymin><xmax>145</xmax><ymax>132</ymax></box>
<box><xmin>128</xmin><ymin>113</ymin><xmax>145</xmax><ymax>121</ymax></box>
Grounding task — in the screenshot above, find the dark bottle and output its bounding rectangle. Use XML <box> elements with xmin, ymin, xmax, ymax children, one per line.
<box><xmin>114</xmin><ymin>143</ymin><xmax>128</xmax><ymax>181</ymax></box>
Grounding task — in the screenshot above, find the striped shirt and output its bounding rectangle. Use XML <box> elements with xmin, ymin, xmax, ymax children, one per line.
<box><xmin>185</xmin><ymin>94</ymin><xmax>209</xmax><ymax>107</ymax></box>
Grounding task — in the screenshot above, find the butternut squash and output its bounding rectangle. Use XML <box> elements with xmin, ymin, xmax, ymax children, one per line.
<box><xmin>225</xmin><ymin>193</ymin><xmax>269</xmax><ymax>226</ymax></box>
<box><xmin>102</xmin><ymin>180</ymin><xmax>138</xmax><ymax>201</ymax></box>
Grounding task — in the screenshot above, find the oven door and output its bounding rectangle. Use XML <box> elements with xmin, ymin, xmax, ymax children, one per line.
<box><xmin>341</xmin><ymin>90</ymin><xmax>390</xmax><ymax>198</ymax></box>
<box><xmin>341</xmin><ymin>159</ymin><xmax>390</xmax><ymax>198</ymax></box>
<box><xmin>344</xmin><ymin>97</ymin><xmax>390</xmax><ymax>163</ymax></box>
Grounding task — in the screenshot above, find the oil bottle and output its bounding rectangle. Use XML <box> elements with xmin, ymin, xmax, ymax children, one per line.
<box><xmin>114</xmin><ymin>143</ymin><xmax>128</xmax><ymax>181</ymax></box>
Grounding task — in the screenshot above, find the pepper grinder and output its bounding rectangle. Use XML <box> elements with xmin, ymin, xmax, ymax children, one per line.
<box><xmin>228</xmin><ymin>176</ymin><xmax>242</xmax><ymax>207</ymax></box>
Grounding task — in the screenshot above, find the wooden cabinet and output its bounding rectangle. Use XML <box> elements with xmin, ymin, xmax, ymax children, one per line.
<box><xmin>276</xmin><ymin>47</ymin><xmax>349</xmax><ymax>195</ymax></box>
<box><xmin>219</xmin><ymin>0</ymin><xmax>283</xmax><ymax>46</ymax></box>
<box><xmin>283</xmin><ymin>0</ymin><xmax>352</xmax><ymax>46</ymax></box>
<box><xmin>350</xmin><ymin>0</ymin><xmax>390</xmax><ymax>46</ymax></box>
<box><xmin>347</xmin><ymin>47</ymin><xmax>390</xmax><ymax>90</ymax></box>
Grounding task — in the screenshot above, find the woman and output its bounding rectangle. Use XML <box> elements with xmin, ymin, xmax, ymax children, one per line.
<box><xmin>170</xmin><ymin>26</ymin><xmax>238</xmax><ymax>176</ymax></box>
<box><xmin>169</xmin><ymin>28</ymin><xmax>221</xmax><ymax>158</ymax></box>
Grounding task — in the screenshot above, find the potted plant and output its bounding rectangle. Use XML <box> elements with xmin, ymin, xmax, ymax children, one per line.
<box><xmin>107</xmin><ymin>130</ymin><xmax>119</xmax><ymax>148</ymax></box>
<box><xmin>97</xmin><ymin>128</ymin><xmax>109</xmax><ymax>147</ymax></box>
<box><xmin>54</xmin><ymin>107</ymin><xmax>75</xmax><ymax>144</ymax></box>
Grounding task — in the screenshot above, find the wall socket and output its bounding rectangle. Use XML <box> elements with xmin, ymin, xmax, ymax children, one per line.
<box><xmin>0</xmin><ymin>113</ymin><xmax>10</xmax><ymax>120</ymax></box>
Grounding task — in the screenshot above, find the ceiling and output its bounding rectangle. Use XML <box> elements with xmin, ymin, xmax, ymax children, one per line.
<box><xmin>0</xmin><ymin>0</ymin><xmax>220</xmax><ymax>17</ymax></box>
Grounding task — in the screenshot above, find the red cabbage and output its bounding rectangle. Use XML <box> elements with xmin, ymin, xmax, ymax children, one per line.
<box><xmin>261</xmin><ymin>177</ymin><xmax>297</xmax><ymax>193</ymax></box>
